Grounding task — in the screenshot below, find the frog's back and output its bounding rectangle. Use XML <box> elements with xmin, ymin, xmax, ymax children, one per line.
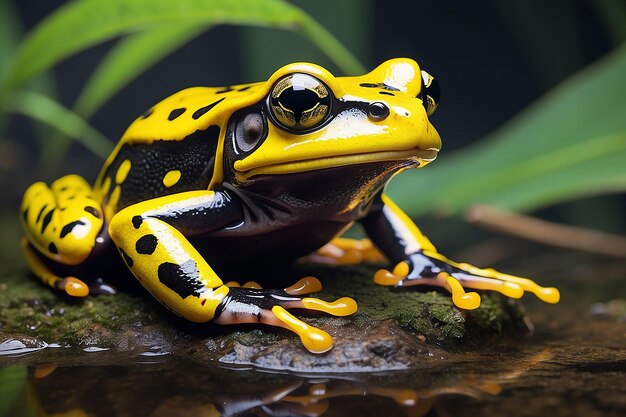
<box><xmin>94</xmin><ymin>83</ymin><xmax>264</xmax><ymax>218</ymax></box>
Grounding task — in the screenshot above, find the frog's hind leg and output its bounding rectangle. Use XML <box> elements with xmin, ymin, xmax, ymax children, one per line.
<box><xmin>302</xmin><ymin>237</ymin><xmax>387</xmax><ymax>265</ymax></box>
<box><xmin>20</xmin><ymin>175</ymin><xmax>106</xmax><ymax>296</ymax></box>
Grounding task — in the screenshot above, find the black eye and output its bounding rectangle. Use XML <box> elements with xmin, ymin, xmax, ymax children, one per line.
<box><xmin>368</xmin><ymin>102</ymin><xmax>389</xmax><ymax>121</ymax></box>
<box><xmin>234</xmin><ymin>111</ymin><xmax>266</xmax><ymax>153</ymax></box>
<box><xmin>421</xmin><ymin>70</ymin><xmax>440</xmax><ymax>116</ymax></box>
<box><xmin>269</xmin><ymin>73</ymin><xmax>331</xmax><ymax>132</ymax></box>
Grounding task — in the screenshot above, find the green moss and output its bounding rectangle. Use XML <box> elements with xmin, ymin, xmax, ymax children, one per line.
<box><xmin>0</xmin><ymin>274</ymin><xmax>166</xmax><ymax>347</ymax></box>
<box><xmin>291</xmin><ymin>263</ymin><xmax>521</xmax><ymax>344</ymax></box>
<box><xmin>0</xmin><ymin>261</ymin><xmax>523</xmax><ymax>350</ymax></box>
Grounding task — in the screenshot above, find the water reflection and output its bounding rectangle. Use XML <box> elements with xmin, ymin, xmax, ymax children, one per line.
<box><xmin>1</xmin><ymin>350</ymin><xmax>549</xmax><ymax>417</ymax></box>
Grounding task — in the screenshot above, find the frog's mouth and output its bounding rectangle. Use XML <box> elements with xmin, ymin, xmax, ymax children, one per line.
<box><xmin>234</xmin><ymin>148</ymin><xmax>438</xmax><ymax>181</ymax></box>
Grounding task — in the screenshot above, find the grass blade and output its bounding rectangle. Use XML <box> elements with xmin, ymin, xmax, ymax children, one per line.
<box><xmin>74</xmin><ymin>24</ymin><xmax>207</xmax><ymax>118</ymax></box>
<box><xmin>7</xmin><ymin>91</ymin><xmax>112</xmax><ymax>158</ymax></box>
<box><xmin>3</xmin><ymin>0</ymin><xmax>363</xmax><ymax>91</ymax></box>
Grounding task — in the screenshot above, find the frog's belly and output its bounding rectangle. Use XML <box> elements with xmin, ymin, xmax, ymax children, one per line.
<box><xmin>190</xmin><ymin>220</ymin><xmax>347</xmax><ymax>267</ymax></box>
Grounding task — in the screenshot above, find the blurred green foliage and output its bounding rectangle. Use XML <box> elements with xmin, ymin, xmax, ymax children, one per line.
<box><xmin>388</xmin><ymin>45</ymin><xmax>626</xmax><ymax>216</ymax></box>
<box><xmin>0</xmin><ymin>0</ymin><xmax>624</xmax><ymax>224</ymax></box>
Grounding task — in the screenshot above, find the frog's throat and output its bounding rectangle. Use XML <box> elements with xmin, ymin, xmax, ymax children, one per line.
<box><xmin>234</xmin><ymin>149</ymin><xmax>438</xmax><ymax>181</ymax></box>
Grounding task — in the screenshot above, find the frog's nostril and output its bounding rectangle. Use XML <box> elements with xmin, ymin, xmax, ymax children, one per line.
<box><xmin>368</xmin><ymin>102</ymin><xmax>390</xmax><ymax>121</ymax></box>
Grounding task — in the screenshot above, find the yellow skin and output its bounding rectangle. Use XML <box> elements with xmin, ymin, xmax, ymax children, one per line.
<box><xmin>20</xmin><ymin>59</ymin><xmax>559</xmax><ymax>354</ymax></box>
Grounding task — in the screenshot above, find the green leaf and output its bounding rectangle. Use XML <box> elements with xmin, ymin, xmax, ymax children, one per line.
<box><xmin>75</xmin><ymin>24</ymin><xmax>207</xmax><ymax>118</ymax></box>
<box><xmin>0</xmin><ymin>0</ymin><xmax>22</xmax><ymax>133</ymax></box>
<box><xmin>6</xmin><ymin>91</ymin><xmax>113</xmax><ymax>158</ymax></box>
<box><xmin>387</xmin><ymin>44</ymin><xmax>626</xmax><ymax>216</ymax></box>
<box><xmin>0</xmin><ymin>0</ymin><xmax>21</xmax><ymax>82</ymax></box>
<box><xmin>3</xmin><ymin>0</ymin><xmax>363</xmax><ymax>91</ymax></box>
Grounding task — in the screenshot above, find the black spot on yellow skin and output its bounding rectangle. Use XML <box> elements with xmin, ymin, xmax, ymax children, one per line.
<box><xmin>60</xmin><ymin>220</ymin><xmax>86</xmax><ymax>238</ymax></box>
<box><xmin>41</xmin><ymin>209</ymin><xmax>55</xmax><ymax>234</ymax></box>
<box><xmin>192</xmin><ymin>98</ymin><xmax>225</xmax><ymax>120</ymax></box>
<box><xmin>238</xmin><ymin>86</ymin><xmax>251</xmax><ymax>92</ymax></box>
<box><xmin>84</xmin><ymin>206</ymin><xmax>101</xmax><ymax>219</ymax></box>
<box><xmin>132</xmin><ymin>215</ymin><xmax>143</xmax><ymax>229</ymax></box>
<box><xmin>157</xmin><ymin>260</ymin><xmax>204</xmax><ymax>299</ymax></box>
<box><xmin>379</xmin><ymin>91</ymin><xmax>395</xmax><ymax>96</ymax></box>
<box><xmin>119</xmin><ymin>247</ymin><xmax>134</xmax><ymax>268</ymax></box>
<box><xmin>216</xmin><ymin>87</ymin><xmax>234</xmax><ymax>94</ymax></box>
<box><xmin>48</xmin><ymin>242</ymin><xmax>58</xmax><ymax>254</ymax></box>
<box><xmin>22</xmin><ymin>209</ymin><xmax>28</xmax><ymax>222</ymax></box>
<box><xmin>168</xmin><ymin>107</ymin><xmax>186</xmax><ymax>121</ymax></box>
<box><xmin>36</xmin><ymin>205</ymin><xmax>48</xmax><ymax>223</ymax></box>
<box><xmin>136</xmin><ymin>234</ymin><xmax>158</xmax><ymax>255</ymax></box>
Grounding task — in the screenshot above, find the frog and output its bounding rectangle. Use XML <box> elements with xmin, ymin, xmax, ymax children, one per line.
<box><xmin>20</xmin><ymin>58</ymin><xmax>560</xmax><ymax>354</ymax></box>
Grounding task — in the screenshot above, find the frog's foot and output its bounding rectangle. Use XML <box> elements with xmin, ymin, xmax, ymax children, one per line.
<box><xmin>21</xmin><ymin>237</ymin><xmax>89</xmax><ymax>297</ymax></box>
<box><xmin>302</xmin><ymin>238</ymin><xmax>387</xmax><ymax>265</ymax></box>
<box><xmin>374</xmin><ymin>251</ymin><xmax>560</xmax><ymax>310</ymax></box>
<box><xmin>214</xmin><ymin>277</ymin><xmax>357</xmax><ymax>353</ymax></box>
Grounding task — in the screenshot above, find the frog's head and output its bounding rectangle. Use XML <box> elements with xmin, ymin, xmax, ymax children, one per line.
<box><xmin>224</xmin><ymin>58</ymin><xmax>441</xmax><ymax>183</ymax></box>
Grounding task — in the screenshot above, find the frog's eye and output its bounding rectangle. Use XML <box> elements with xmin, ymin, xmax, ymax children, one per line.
<box><xmin>420</xmin><ymin>70</ymin><xmax>440</xmax><ymax>116</ymax></box>
<box><xmin>268</xmin><ymin>73</ymin><xmax>331</xmax><ymax>132</ymax></box>
<box><xmin>233</xmin><ymin>111</ymin><xmax>267</xmax><ymax>153</ymax></box>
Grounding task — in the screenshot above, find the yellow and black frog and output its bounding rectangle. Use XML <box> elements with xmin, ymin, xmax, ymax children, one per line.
<box><xmin>20</xmin><ymin>59</ymin><xmax>559</xmax><ymax>353</ymax></box>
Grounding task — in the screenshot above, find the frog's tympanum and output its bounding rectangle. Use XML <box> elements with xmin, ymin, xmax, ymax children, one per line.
<box><xmin>20</xmin><ymin>59</ymin><xmax>560</xmax><ymax>353</ymax></box>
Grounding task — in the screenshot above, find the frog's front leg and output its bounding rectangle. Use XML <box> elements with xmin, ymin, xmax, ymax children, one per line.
<box><xmin>108</xmin><ymin>190</ymin><xmax>357</xmax><ymax>353</ymax></box>
<box><xmin>361</xmin><ymin>194</ymin><xmax>560</xmax><ymax>309</ymax></box>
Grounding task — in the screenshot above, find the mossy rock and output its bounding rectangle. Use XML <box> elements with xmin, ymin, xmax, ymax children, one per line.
<box><xmin>0</xmin><ymin>263</ymin><xmax>527</xmax><ymax>372</ymax></box>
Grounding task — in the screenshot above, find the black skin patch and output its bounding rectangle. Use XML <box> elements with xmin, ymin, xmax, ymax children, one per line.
<box><xmin>379</xmin><ymin>91</ymin><xmax>395</xmax><ymax>96</ymax></box>
<box><xmin>215</xmin><ymin>287</ymin><xmax>302</xmax><ymax>321</ymax></box>
<box><xmin>192</xmin><ymin>98</ymin><xmax>226</xmax><ymax>120</ymax></box>
<box><xmin>157</xmin><ymin>260</ymin><xmax>205</xmax><ymax>299</ymax></box>
<box><xmin>48</xmin><ymin>242</ymin><xmax>58</xmax><ymax>254</ymax></box>
<box><xmin>99</xmin><ymin>126</ymin><xmax>219</xmax><ymax>210</ymax></box>
<box><xmin>132</xmin><ymin>215</ymin><xmax>143</xmax><ymax>229</ymax></box>
<box><xmin>41</xmin><ymin>209</ymin><xmax>55</xmax><ymax>234</ymax></box>
<box><xmin>22</xmin><ymin>209</ymin><xmax>28</xmax><ymax>222</ymax></box>
<box><xmin>119</xmin><ymin>247</ymin><xmax>134</xmax><ymax>268</ymax></box>
<box><xmin>36</xmin><ymin>204</ymin><xmax>48</xmax><ymax>223</ymax></box>
<box><xmin>238</xmin><ymin>86</ymin><xmax>251</xmax><ymax>92</ymax></box>
<box><xmin>168</xmin><ymin>107</ymin><xmax>186</xmax><ymax>121</ymax></box>
<box><xmin>84</xmin><ymin>206</ymin><xmax>101</xmax><ymax>218</ymax></box>
<box><xmin>60</xmin><ymin>220</ymin><xmax>86</xmax><ymax>238</ymax></box>
<box><xmin>136</xmin><ymin>234</ymin><xmax>158</xmax><ymax>255</ymax></box>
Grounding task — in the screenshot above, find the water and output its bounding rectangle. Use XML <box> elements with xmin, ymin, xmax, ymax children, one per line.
<box><xmin>1</xmin><ymin>298</ymin><xmax>624</xmax><ymax>417</ymax></box>
<box><xmin>1</xmin><ymin>248</ymin><xmax>624</xmax><ymax>417</ymax></box>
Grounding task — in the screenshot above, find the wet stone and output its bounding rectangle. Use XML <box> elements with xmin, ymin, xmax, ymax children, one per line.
<box><xmin>0</xmin><ymin>264</ymin><xmax>527</xmax><ymax>371</ymax></box>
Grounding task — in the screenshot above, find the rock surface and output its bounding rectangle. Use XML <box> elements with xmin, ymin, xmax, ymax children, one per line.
<box><xmin>0</xmin><ymin>262</ymin><xmax>528</xmax><ymax>372</ymax></box>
